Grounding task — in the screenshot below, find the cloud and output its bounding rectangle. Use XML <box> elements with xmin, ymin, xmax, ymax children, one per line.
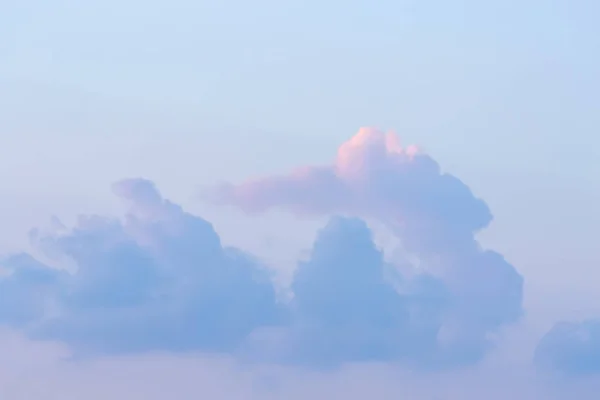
<box><xmin>259</xmin><ymin>216</ymin><xmax>451</xmax><ymax>368</ymax></box>
<box><xmin>210</xmin><ymin>127</ymin><xmax>492</xmax><ymax>253</ymax></box>
<box><xmin>0</xmin><ymin>128</ymin><xmax>523</xmax><ymax>371</ymax></box>
<box><xmin>1</xmin><ymin>178</ymin><xmax>281</xmax><ymax>355</ymax></box>
<box><xmin>535</xmin><ymin>320</ymin><xmax>600</xmax><ymax>375</ymax></box>
<box><xmin>0</xmin><ymin>253</ymin><xmax>67</xmax><ymax>327</ymax></box>
<box><xmin>209</xmin><ymin>127</ymin><xmax>524</xmax><ymax>366</ymax></box>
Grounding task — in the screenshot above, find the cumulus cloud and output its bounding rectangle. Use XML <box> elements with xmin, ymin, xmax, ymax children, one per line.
<box><xmin>261</xmin><ymin>216</ymin><xmax>449</xmax><ymax>368</ymax></box>
<box><xmin>1</xmin><ymin>178</ymin><xmax>281</xmax><ymax>355</ymax></box>
<box><xmin>210</xmin><ymin>127</ymin><xmax>524</xmax><ymax>366</ymax></box>
<box><xmin>0</xmin><ymin>128</ymin><xmax>524</xmax><ymax>371</ymax></box>
<box><xmin>535</xmin><ymin>320</ymin><xmax>600</xmax><ymax>375</ymax></box>
<box><xmin>0</xmin><ymin>253</ymin><xmax>67</xmax><ymax>327</ymax></box>
<box><xmin>211</xmin><ymin>127</ymin><xmax>492</xmax><ymax>253</ymax></box>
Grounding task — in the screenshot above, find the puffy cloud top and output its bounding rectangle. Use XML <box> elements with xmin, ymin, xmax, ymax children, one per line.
<box><xmin>0</xmin><ymin>129</ymin><xmax>524</xmax><ymax>369</ymax></box>
<box><xmin>211</xmin><ymin>128</ymin><xmax>523</xmax><ymax>364</ymax></box>
<box><xmin>283</xmin><ymin>217</ymin><xmax>413</xmax><ymax>365</ymax></box>
<box><xmin>212</xmin><ymin>127</ymin><xmax>492</xmax><ymax>254</ymax></box>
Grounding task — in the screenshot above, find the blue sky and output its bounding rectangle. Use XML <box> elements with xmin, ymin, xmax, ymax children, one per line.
<box><xmin>1</xmin><ymin>0</ymin><xmax>600</xmax><ymax>398</ymax></box>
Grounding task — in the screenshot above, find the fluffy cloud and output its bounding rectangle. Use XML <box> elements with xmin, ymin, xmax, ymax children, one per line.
<box><xmin>211</xmin><ymin>127</ymin><xmax>524</xmax><ymax>366</ymax></box>
<box><xmin>535</xmin><ymin>320</ymin><xmax>600</xmax><ymax>375</ymax></box>
<box><xmin>0</xmin><ymin>128</ymin><xmax>523</xmax><ymax>370</ymax></box>
<box><xmin>211</xmin><ymin>127</ymin><xmax>492</xmax><ymax>253</ymax></box>
<box><xmin>0</xmin><ymin>253</ymin><xmax>67</xmax><ymax>327</ymax></box>
<box><xmin>261</xmin><ymin>216</ymin><xmax>451</xmax><ymax>368</ymax></box>
<box><xmin>1</xmin><ymin>178</ymin><xmax>281</xmax><ymax>355</ymax></box>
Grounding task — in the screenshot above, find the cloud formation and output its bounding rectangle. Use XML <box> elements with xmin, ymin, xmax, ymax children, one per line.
<box><xmin>1</xmin><ymin>178</ymin><xmax>281</xmax><ymax>355</ymax></box>
<box><xmin>535</xmin><ymin>320</ymin><xmax>600</xmax><ymax>375</ymax></box>
<box><xmin>261</xmin><ymin>216</ymin><xmax>452</xmax><ymax>368</ymax></box>
<box><xmin>0</xmin><ymin>128</ymin><xmax>523</xmax><ymax>370</ymax></box>
<box><xmin>211</xmin><ymin>127</ymin><xmax>492</xmax><ymax>253</ymax></box>
<box><xmin>213</xmin><ymin>127</ymin><xmax>524</xmax><ymax>366</ymax></box>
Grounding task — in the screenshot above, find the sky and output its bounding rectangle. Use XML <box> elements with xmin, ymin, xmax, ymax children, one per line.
<box><xmin>1</xmin><ymin>0</ymin><xmax>600</xmax><ymax>398</ymax></box>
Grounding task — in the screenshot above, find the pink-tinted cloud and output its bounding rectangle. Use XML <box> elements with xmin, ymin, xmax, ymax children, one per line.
<box><xmin>210</xmin><ymin>127</ymin><xmax>491</xmax><ymax>253</ymax></box>
<box><xmin>209</xmin><ymin>127</ymin><xmax>523</xmax><ymax>365</ymax></box>
<box><xmin>0</xmin><ymin>129</ymin><xmax>523</xmax><ymax>371</ymax></box>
